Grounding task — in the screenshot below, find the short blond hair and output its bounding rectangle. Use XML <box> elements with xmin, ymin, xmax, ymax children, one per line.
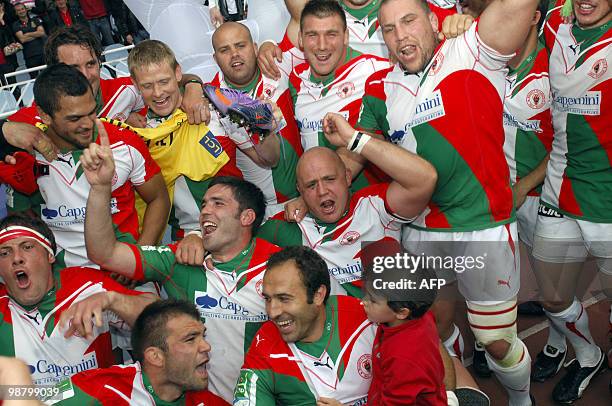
<box><xmin>127</xmin><ymin>39</ymin><xmax>178</xmax><ymax>78</ymax></box>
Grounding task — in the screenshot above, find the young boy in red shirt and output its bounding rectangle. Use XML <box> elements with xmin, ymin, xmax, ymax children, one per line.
<box><xmin>362</xmin><ymin>260</ymin><xmax>447</xmax><ymax>406</ymax></box>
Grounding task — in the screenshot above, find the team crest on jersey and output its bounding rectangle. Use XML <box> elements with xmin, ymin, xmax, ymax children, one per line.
<box><xmin>262</xmin><ymin>84</ymin><xmax>276</xmax><ymax>99</ymax></box>
<box><xmin>340</xmin><ymin>231</ymin><xmax>361</xmax><ymax>246</ymax></box>
<box><xmin>588</xmin><ymin>58</ymin><xmax>607</xmax><ymax>79</ymax></box>
<box><xmin>357</xmin><ymin>354</ymin><xmax>372</xmax><ymax>379</ymax></box>
<box><xmin>337</xmin><ymin>82</ymin><xmax>356</xmax><ymax>99</ymax></box>
<box><xmin>429</xmin><ymin>52</ymin><xmax>444</xmax><ymax>76</ymax></box>
<box><xmin>111</xmin><ymin>172</ymin><xmax>118</xmax><ymax>186</ymax></box>
<box><xmin>526</xmin><ymin>89</ymin><xmax>546</xmax><ymax>109</ymax></box>
<box><xmin>112</xmin><ymin>112</ymin><xmax>127</xmax><ymax>122</ymax></box>
<box><xmin>255</xmin><ymin>279</ymin><xmax>264</xmax><ymax>298</ymax></box>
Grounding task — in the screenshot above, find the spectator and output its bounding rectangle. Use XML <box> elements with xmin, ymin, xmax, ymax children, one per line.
<box><xmin>77</xmin><ymin>0</ymin><xmax>113</xmax><ymax>46</ymax></box>
<box><xmin>47</xmin><ymin>0</ymin><xmax>87</xmax><ymax>33</ymax></box>
<box><xmin>12</xmin><ymin>1</ymin><xmax>46</xmax><ymax>78</ymax></box>
<box><xmin>107</xmin><ymin>0</ymin><xmax>148</xmax><ymax>45</ymax></box>
<box><xmin>0</xmin><ymin>1</ymin><xmax>20</xmax><ymax>88</ymax></box>
<box><xmin>208</xmin><ymin>0</ymin><xmax>246</xmax><ymax>26</ymax></box>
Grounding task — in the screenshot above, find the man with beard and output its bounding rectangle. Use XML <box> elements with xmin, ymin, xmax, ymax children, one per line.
<box><xmin>530</xmin><ymin>0</ymin><xmax>611</xmax><ymax>402</ymax></box>
<box><xmin>51</xmin><ymin>300</ymin><xmax>227</xmax><ymax>405</ymax></box>
<box><xmin>82</xmin><ymin>120</ymin><xmax>281</xmax><ymax>402</ymax></box>
<box><xmin>348</xmin><ymin>0</ymin><xmax>540</xmax><ymax>404</ymax></box>
<box><xmin>233</xmin><ymin>246</ymin><xmax>378</xmax><ymax>406</ymax></box>
<box><xmin>0</xmin><ymin>213</ymin><xmax>157</xmax><ymax>387</ymax></box>
<box><xmin>258</xmin><ymin>113</ymin><xmax>436</xmax><ymax>297</ymax></box>
<box><xmin>4</xmin><ymin>64</ymin><xmax>168</xmax><ymax>269</ymax></box>
<box><xmin>210</xmin><ymin>22</ymin><xmax>302</xmax><ymax>218</ymax></box>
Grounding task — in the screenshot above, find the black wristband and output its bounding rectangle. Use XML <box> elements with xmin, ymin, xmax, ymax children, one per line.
<box><xmin>349</xmin><ymin>131</ymin><xmax>363</xmax><ymax>152</ymax></box>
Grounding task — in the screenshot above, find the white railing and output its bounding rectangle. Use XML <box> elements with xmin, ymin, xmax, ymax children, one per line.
<box><xmin>0</xmin><ymin>44</ymin><xmax>134</xmax><ymax>119</ymax></box>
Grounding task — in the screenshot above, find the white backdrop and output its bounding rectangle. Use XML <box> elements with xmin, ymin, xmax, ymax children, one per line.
<box><xmin>122</xmin><ymin>0</ymin><xmax>290</xmax><ymax>81</ymax></box>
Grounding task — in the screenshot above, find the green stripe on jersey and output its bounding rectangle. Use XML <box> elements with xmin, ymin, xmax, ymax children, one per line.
<box><xmin>410</xmin><ymin>123</ymin><xmax>497</xmax><ymax>230</ymax></box>
<box><xmin>358</xmin><ymin>93</ymin><xmax>389</xmax><ymax>135</ymax></box>
<box><xmin>515</xmin><ymin>127</ymin><xmax>549</xmax><ymax>193</ymax></box>
<box><xmin>572</xmin><ymin>20</ymin><xmax>612</xmax><ymax>70</ymax></box>
<box><xmin>564</xmin><ymin>114</ymin><xmax>612</xmax><ymax>221</ymax></box>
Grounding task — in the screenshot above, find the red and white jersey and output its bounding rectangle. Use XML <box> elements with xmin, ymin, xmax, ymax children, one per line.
<box><xmin>503</xmin><ymin>41</ymin><xmax>554</xmax><ymax>192</ymax></box>
<box><xmin>359</xmin><ymin>22</ymin><xmax>514</xmax><ymax>231</ymax></box>
<box><xmin>5</xmin><ymin>122</ymin><xmax>160</xmax><ymax>268</ymax></box>
<box><xmin>341</xmin><ymin>1</ymin><xmax>388</xmax><ymax>58</ymax></box>
<box><xmin>540</xmin><ymin>2</ymin><xmax>611</xmax><ymax>222</ymax></box>
<box><xmin>8</xmin><ymin>78</ymin><xmax>145</xmax><ymax>125</ymax></box>
<box><xmin>98</xmin><ymin>77</ymin><xmax>146</xmax><ymax>121</ymax></box>
<box><xmin>51</xmin><ymin>362</ymin><xmax>229</xmax><ymax>405</ymax></box>
<box><xmin>289</xmin><ymin>48</ymin><xmax>390</xmax><ymax>151</ymax></box>
<box><xmin>277</xmin><ymin>32</ymin><xmax>307</xmax><ymax>78</ymax></box>
<box><xmin>0</xmin><ymin>267</ymin><xmax>145</xmax><ymax>386</ymax></box>
<box><xmin>210</xmin><ymin>70</ymin><xmax>302</xmax><ymax>216</ymax></box>
<box><xmin>235</xmin><ymin>296</ymin><xmax>375</xmax><ymax>405</ymax></box>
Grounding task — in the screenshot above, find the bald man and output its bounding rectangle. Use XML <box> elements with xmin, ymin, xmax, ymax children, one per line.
<box><xmin>258</xmin><ymin>112</ymin><xmax>437</xmax><ymax>297</ymax></box>
<box><xmin>210</xmin><ymin>22</ymin><xmax>303</xmax><ymax>218</ymax></box>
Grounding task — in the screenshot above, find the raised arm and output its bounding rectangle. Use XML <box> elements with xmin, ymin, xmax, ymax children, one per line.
<box><xmin>323</xmin><ymin>113</ymin><xmax>437</xmax><ymax>220</ymax></box>
<box><xmin>82</xmin><ymin>120</ymin><xmax>138</xmax><ymax>277</ymax></box>
<box><xmin>478</xmin><ymin>0</ymin><xmax>540</xmax><ymax>55</ymax></box>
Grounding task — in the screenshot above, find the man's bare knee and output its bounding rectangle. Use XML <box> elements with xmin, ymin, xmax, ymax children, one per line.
<box><xmin>484</xmin><ymin>339</ymin><xmax>510</xmax><ymax>360</ymax></box>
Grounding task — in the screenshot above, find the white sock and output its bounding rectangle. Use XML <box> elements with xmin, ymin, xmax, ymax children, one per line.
<box><xmin>546</xmin><ymin>298</ymin><xmax>600</xmax><ymax>367</ymax></box>
<box><xmin>442</xmin><ymin>324</ymin><xmax>464</xmax><ymax>361</ymax></box>
<box><xmin>486</xmin><ymin>339</ymin><xmax>532</xmax><ymax>406</ymax></box>
<box><xmin>545</xmin><ymin>320</ymin><xmax>567</xmax><ymax>354</ymax></box>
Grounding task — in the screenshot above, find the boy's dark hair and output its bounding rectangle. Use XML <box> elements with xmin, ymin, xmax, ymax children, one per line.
<box><xmin>300</xmin><ymin>0</ymin><xmax>347</xmax><ymax>32</ymax></box>
<box><xmin>44</xmin><ymin>25</ymin><xmax>103</xmax><ymax>66</ymax></box>
<box><xmin>34</xmin><ymin>64</ymin><xmax>92</xmax><ymax>117</ymax></box>
<box><xmin>131</xmin><ymin>299</ymin><xmax>201</xmax><ymax>363</ymax></box>
<box><xmin>0</xmin><ymin>213</ymin><xmax>57</xmax><ymax>253</ymax></box>
<box><xmin>207</xmin><ymin>177</ymin><xmax>266</xmax><ymax>235</ymax></box>
<box><xmin>266</xmin><ymin>246</ymin><xmax>331</xmax><ymax>305</ymax></box>
<box><xmin>363</xmin><ymin>255</ymin><xmax>437</xmax><ymax>320</ymax></box>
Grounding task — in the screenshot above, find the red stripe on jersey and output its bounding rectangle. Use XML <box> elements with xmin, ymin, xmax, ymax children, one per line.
<box><xmin>428</xmin><ymin>71</ymin><xmax>514</xmax><ymax>223</ymax></box>
<box><xmin>8</xmin><ymin>105</ymin><xmax>39</xmax><ymax>125</ymax></box>
<box><xmin>279</xmin><ymin>31</ymin><xmax>294</xmax><ymax>52</ymax></box>
<box><xmin>209</xmin><ymin>73</ymin><xmax>222</xmax><ymax>88</ymax></box>
<box><xmin>543</xmin><ymin>5</ymin><xmax>564</xmax><ymax>51</ymax></box>
<box><xmin>585</xmin><ymin>80</ymin><xmax>612</xmax><ymax>168</ymax></box>
<box><xmin>424</xmin><ymin>201</ymin><xmax>451</xmax><ymax>229</ymax></box>
<box><xmin>243</xmin><ymin>321</ymin><xmax>308</xmax><ymax>382</ymax></box>
<box><xmin>126</xmin><ymin>243</ymin><xmax>145</xmax><ymax>281</ymax></box>
<box><xmin>71</xmin><ymin>363</ymin><xmax>139</xmax><ymax>401</ymax></box>
<box><xmin>273</xmin><ymin>89</ymin><xmax>303</xmax><ymax>157</ymax></box>
<box><xmin>428</xmin><ymin>4</ymin><xmax>457</xmax><ymax>31</ymax></box>
<box><xmin>505</xmin><ymin>223</ymin><xmax>516</xmax><ymax>257</ymax></box>
<box><xmin>240</xmin><ymin>239</ymin><xmax>281</xmax><ymax>287</ymax></box>
<box><xmin>216</xmin><ymin>135</ymin><xmax>244</xmax><ymax>178</ymax></box>
<box><xmin>0</xmin><ymin>286</ymin><xmax>13</xmax><ymax>324</ymax></box>
<box><xmin>83</xmin><ymin>332</ymin><xmax>115</xmax><ymax>369</ymax></box>
<box><xmin>558</xmin><ymin>173</ymin><xmax>583</xmax><ymax>216</ymax></box>
<box><xmin>101</xmin><ymin>121</ymin><xmax>161</xmax><ymax>182</ymax></box>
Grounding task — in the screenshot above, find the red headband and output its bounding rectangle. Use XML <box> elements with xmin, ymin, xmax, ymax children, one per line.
<box><xmin>0</xmin><ymin>226</ymin><xmax>55</xmax><ymax>256</ymax></box>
